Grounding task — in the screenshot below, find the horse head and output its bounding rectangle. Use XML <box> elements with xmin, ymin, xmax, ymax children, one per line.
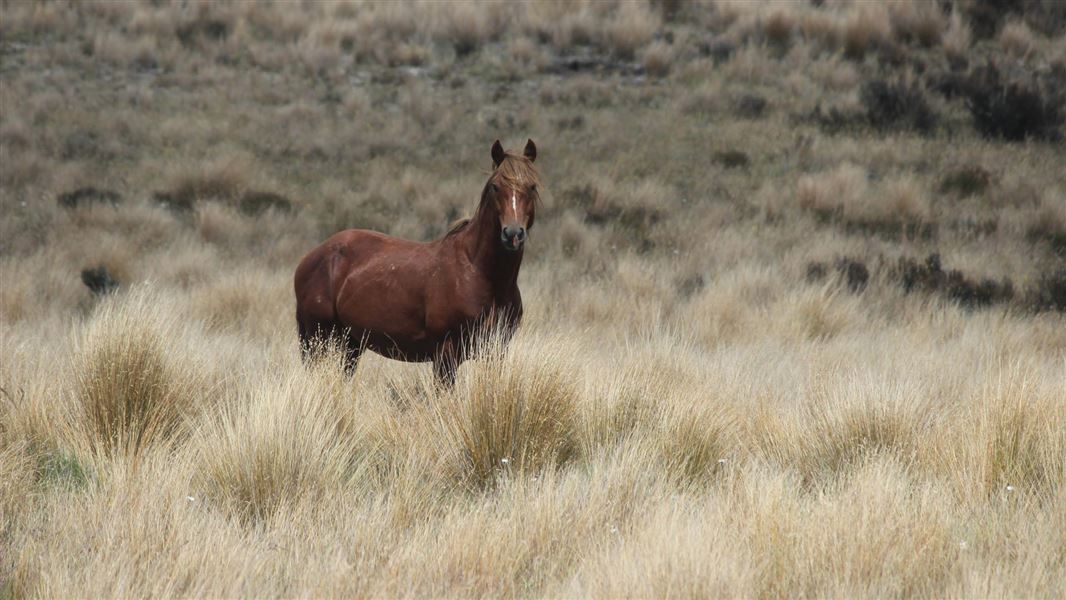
<box><xmin>486</xmin><ymin>139</ymin><xmax>538</xmax><ymax>252</ymax></box>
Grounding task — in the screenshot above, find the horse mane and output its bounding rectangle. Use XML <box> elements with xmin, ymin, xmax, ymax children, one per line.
<box><xmin>490</xmin><ymin>153</ymin><xmax>540</xmax><ymax>190</ymax></box>
<box><xmin>446</xmin><ymin>217</ymin><xmax>471</xmax><ymax>235</ymax></box>
<box><xmin>445</xmin><ymin>152</ymin><xmax>540</xmax><ymax>238</ymax></box>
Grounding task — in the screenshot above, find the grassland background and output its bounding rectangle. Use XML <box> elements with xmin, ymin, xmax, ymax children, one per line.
<box><xmin>1</xmin><ymin>0</ymin><xmax>1065</xmax><ymax>597</ymax></box>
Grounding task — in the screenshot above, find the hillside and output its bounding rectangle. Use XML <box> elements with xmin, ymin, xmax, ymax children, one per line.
<box><xmin>1</xmin><ymin>1</ymin><xmax>1064</xmax><ymax>597</ymax></box>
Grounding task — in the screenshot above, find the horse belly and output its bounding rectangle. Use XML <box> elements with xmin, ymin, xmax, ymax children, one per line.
<box><xmin>360</xmin><ymin>331</ymin><xmax>439</xmax><ymax>363</ymax></box>
<box><xmin>334</xmin><ymin>255</ymin><xmax>437</xmax><ymax>359</ymax></box>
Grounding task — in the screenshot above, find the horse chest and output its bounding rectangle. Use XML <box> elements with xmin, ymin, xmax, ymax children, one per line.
<box><xmin>428</xmin><ymin>274</ymin><xmax>515</xmax><ymax>332</ymax></box>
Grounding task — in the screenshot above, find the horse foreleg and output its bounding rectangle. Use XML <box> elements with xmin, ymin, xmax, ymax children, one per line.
<box><xmin>343</xmin><ymin>334</ymin><xmax>364</xmax><ymax>379</ymax></box>
<box><xmin>433</xmin><ymin>339</ymin><xmax>461</xmax><ymax>389</ymax></box>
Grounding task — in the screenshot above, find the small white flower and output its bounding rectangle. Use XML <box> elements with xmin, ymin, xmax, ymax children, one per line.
<box><xmin>717</xmin><ymin>458</ymin><xmax>728</xmax><ymax>465</ymax></box>
<box><xmin>610</xmin><ymin>526</ymin><xmax>619</xmax><ymax>535</ymax></box>
<box><xmin>500</xmin><ymin>458</ymin><xmax>510</xmax><ymax>465</ymax></box>
<box><xmin>1005</xmin><ymin>485</ymin><xmax>1015</xmax><ymax>492</ymax></box>
<box><xmin>959</xmin><ymin>541</ymin><xmax>967</xmax><ymax>549</ymax></box>
<box><xmin>186</xmin><ymin>495</ymin><xmax>196</xmax><ymax>502</ymax></box>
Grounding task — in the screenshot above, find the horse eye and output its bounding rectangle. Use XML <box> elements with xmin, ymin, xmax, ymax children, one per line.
<box><xmin>491</xmin><ymin>183</ymin><xmax>499</xmax><ymax>193</ymax></box>
<box><xmin>529</xmin><ymin>184</ymin><xmax>537</xmax><ymax>193</ymax></box>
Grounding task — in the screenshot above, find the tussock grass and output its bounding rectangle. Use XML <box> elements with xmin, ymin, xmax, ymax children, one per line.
<box><xmin>69</xmin><ymin>288</ymin><xmax>208</xmax><ymax>458</ymax></box>
<box><xmin>2</xmin><ymin>0</ymin><xmax>1065</xmax><ymax>596</ymax></box>
<box><xmin>434</xmin><ymin>332</ymin><xmax>580</xmax><ymax>489</ymax></box>
<box><xmin>194</xmin><ymin>366</ymin><xmax>380</xmax><ymax>524</ymax></box>
<box><xmin>797</xmin><ymin>164</ymin><xmax>934</xmax><ymax>239</ymax></box>
<box><xmin>969</xmin><ymin>368</ymin><xmax>1065</xmax><ymax>498</ymax></box>
<box><xmin>999</xmin><ymin>19</ymin><xmax>1038</xmax><ymax>58</ymax></box>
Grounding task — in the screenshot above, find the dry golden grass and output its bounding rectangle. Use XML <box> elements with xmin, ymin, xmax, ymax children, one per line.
<box><xmin>943</xmin><ymin>8</ymin><xmax>973</xmax><ymax>59</ymax></box>
<box><xmin>2</xmin><ymin>0</ymin><xmax>1065</xmax><ymax>597</ymax></box>
<box><xmin>999</xmin><ymin>19</ymin><xmax>1037</xmax><ymax>58</ymax></box>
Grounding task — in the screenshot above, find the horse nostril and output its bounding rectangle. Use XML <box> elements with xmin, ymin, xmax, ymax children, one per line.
<box><xmin>501</xmin><ymin>226</ymin><xmax>525</xmax><ymax>247</ymax></box>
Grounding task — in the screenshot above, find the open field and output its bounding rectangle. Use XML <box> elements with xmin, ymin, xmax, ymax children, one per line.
<box><xmin>1</xmin><ymin>1</ymin><xmax>1065</xmax><ymax>597</ymax></box>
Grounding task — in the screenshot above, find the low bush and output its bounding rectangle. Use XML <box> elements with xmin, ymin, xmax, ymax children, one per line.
<box><xmin>1027</xmin><ymin>269</ymin><xmax>1066</xmax><ymax>312</ymax></box>
<box><xmin>860</xmin><ymin>77</ymin><xmax>937</xmax><ymax>134</ymax></box>
<box><xmin>57</xmin><ymin>187</ymin><xmax>121</xmax><ymax>209</ymax></box>
<box><xmin>80</xmin><ymin>266</ymin><xmax>119</xmax><ymax>296</ymax></box>
<box><xmin>713</xmin><ymin>150</ymin><xmax>750</xmax><ymax>169</ymax></box>
<box><xmin>806</xmin><ymin>258</ymin><xmax>869</xmax><ymax>293</ymax></box>
<box><xmin>735</xmin><ymin>93</ymin><xmax>767</xmax><ymax>119</ymax></box>
<box><xmin>938</xmin><ymin>164</ymin><xmax>994</xmax><ymax>198</ymax></box>
<box><xmin>238</xmin><ymin>190</ymin><xmax>293</xmax><ymax>216</ymax></box>
<box><xmin>964</xmin><ymin>63</ymin><xmax>1064</xmax><ymax>141</ymax></box>
<box><xmin>892</xmin><ymin>253</ymin><xmax>1014</xmax><ymax>309</ymax></box>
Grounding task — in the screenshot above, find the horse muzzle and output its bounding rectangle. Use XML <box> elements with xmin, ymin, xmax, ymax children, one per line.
<box><xmin>501</xmin><ymin>225</ymin><xmax>526</xmax><ymax>252</ymax></box>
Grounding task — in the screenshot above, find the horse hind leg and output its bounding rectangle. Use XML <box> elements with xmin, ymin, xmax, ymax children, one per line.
<box><xmin>342</xmin><ymin>333</ymin><xmax>363</xmax><ymax>379</ymax></box>
<box><xmin>298</xmin><ymin>320</ymin><xmax>317</xmax><ymax>363</ymax></box>
<box><xmin>298</xmin><ymin>318</ymin><xmax>341</xmax><ymax>366</ymax></box>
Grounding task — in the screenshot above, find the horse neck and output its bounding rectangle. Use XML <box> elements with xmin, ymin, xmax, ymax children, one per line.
<box><xmin>457</xmin><ymin>195</ymin><xmax>522</xmax><ymax>292</ymax></box>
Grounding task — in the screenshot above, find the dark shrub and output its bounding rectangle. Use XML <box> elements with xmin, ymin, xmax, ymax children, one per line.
<box><xmin>1024</xmin><ymin>1</ymin><xmax>1066</xmax><ymax>36</ymax></box>
<box><xmin>57</xmin><ymin>187</ymin><xmax>121</xmax><ymax>209</ymax></box>
<box><xmin>152</xmin><ymin>190</ymin><xmax>195</xmax><ymax>213</ymax></box>
<box><xmin>700</xmin><ymin>37</ymin><xmax>736</xmax><ymax>65</ymax></box>
<box><xmin>176</xmin><ymin>19</ymin><xmax>230</xmax><ymax>47</ymax></box>
<box><xmin>675</xmin><ymin>274</ymin><xmax>705</xmax><ymax>299</ymax></box>
<box><xmin>963</xmin><ymin>0</ymin><xmax>1019</xmax><ymax>39</ymax></box>
<box><xmin>81</xmin><ymin>266</ymin><xmax>119</xmax><ymax>296</ymax></box>
<box><xmin>806</xmin><ymin>262</ymin><xmax>829</xmax><ymax>283</ymax></box>
<box><xmin>564</xmin><ymin>183</ymin><xmax>660</xmax><ymax>253</ymax></box>
<box><xmin>928</xmin><ymin>68</ymin><xmax>970</xmax><ymax>100</ymax></box>
<box><xmin>652</xmin><ymin>0</ymin><xmax>685</xmax><ymax>20</ymax></box>
<box><xmin>239</xmin><ymin>191</ymin><xmax>293</xmax><ymax>216</ymax></box>
<box><xmin>61</xmin><ymin>130</ymin><xmax>114</xmax><ymax>160</ymax></box>
<box><xmin>963</xmin><ymin>0</ymin><xmax>1066</xmax><ymax>38</ymax></box>
<box><xmin>735</xmin><ymin>94</ymin><xmax>767</xmax><ymax>119</ymax></box>
<box><xmin>893</xmin><ymin>253</ymin><xmax>1013</xmax><ymax>309</ymax></box>
<box><xmin>562</xmin><ymin>184</ymin><xmax>597</xmax><ymax>210</ymax></box>
<box><xmin>453</xmin><ymin>36</ymin><xmax>479</xmax><ymax>58</ymax></box>
<box><xmin>964</xmin><ymin>63</ymin><xmax>1064</xmax><ymax>141</ymax></box>
<box><xmin>564</xmin><ymin>184</ymin><xmax>661</xmax><ymax>232</ymax></box>
<box><xmin>938</xmin><ymin>165</ymin><xmax>994</xmax><ymax>197</ymax></box>
<box><xmin>1027</xmin><ymin>221</ymin><xmax>1066</xmax><ymax>257</ymax></box>
<box><xmin>804</xmin><ymin>103</ymin><xmax>864</xmax><ymax>134</ymax></box>
<box><xmin>836</xmin><ymin>258</ymin><xmax>869</xmax><ymax>292</ymax></box>
<box><xmin>1028</xmin><ymin>269</ymin><xmax>1066</xmax><ymax>312</ymax></box>
<box><xmin>805</xmin><ymin>258</ymin><xmax>868</xmax><ymax>293</ymax></box>
<box><xmin>763</xmin><ymin>11</ymin><xmax>795</xmax><ymax>48</ymax></box>
<box><xmin>553</xmin><ymin>115</ymin><xmax>585</xmax><ymax>131</ymax></box>
<box><xmin>950</xmin><ymin>217</ymin><xmax>998</xmax><ymax>239</ymax></box>
<box><xmin>713</xmin><ymin>150</ymin><xmax>750</xmax><ymax>169</ymax></box>
<box><xmin>860</xmin><ymin>78</ymin><xmax>937</xmax><ymax>134</ymax></box>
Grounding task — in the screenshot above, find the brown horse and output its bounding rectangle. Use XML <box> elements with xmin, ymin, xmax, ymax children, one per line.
<box><xmin>294</xmin><ymin>139</ymin><xmax>539</xmax><ymax>385</ymax></box>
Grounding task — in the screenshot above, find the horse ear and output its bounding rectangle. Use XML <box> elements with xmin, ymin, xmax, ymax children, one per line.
<box><xmin>523</xmin><ymin>139</ymin><xmax>537</xmax><ymax>162</ymax></box>
<box><xmin>491</xmin><ymin>140</ymin><xmax>505</xmax><ymax>168</ymax></box>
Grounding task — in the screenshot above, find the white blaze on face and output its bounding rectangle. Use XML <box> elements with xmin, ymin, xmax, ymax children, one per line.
<box><xmin>511</xmin><ymin>190</ymin><xmax>517</xmax><ymax>219</ymax></box>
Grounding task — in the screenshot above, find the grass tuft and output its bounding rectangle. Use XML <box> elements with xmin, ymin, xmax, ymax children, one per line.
<box><xmin>964</xmin><ymin>62</ymin><xmax>1064</xmax><ymax>141</ymax></box>
<box><xmin>70</xmin><ymin>288</ymin><xmax>206</xmax><ymax>457</ymax></box>
<box><xmin>435</xmin><ymin>332</ymin><xmax>579</xmax><ymax>489</ymax></box>
<box><xmin>195</xmin><ymin>366</ymin><xmax>379</xmax><ymax>524</ymax></box>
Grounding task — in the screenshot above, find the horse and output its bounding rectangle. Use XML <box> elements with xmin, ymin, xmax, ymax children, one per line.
<box><xmin>294</xmin><ymin>139</ymin><xmax>539</xmax><ymax>386</ymax></box>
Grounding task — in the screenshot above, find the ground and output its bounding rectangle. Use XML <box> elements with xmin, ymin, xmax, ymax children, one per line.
<box><xmin>1</xmin><ymin>1</ymin><xmax>1064</xmax><ymax>597</ymax></box>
